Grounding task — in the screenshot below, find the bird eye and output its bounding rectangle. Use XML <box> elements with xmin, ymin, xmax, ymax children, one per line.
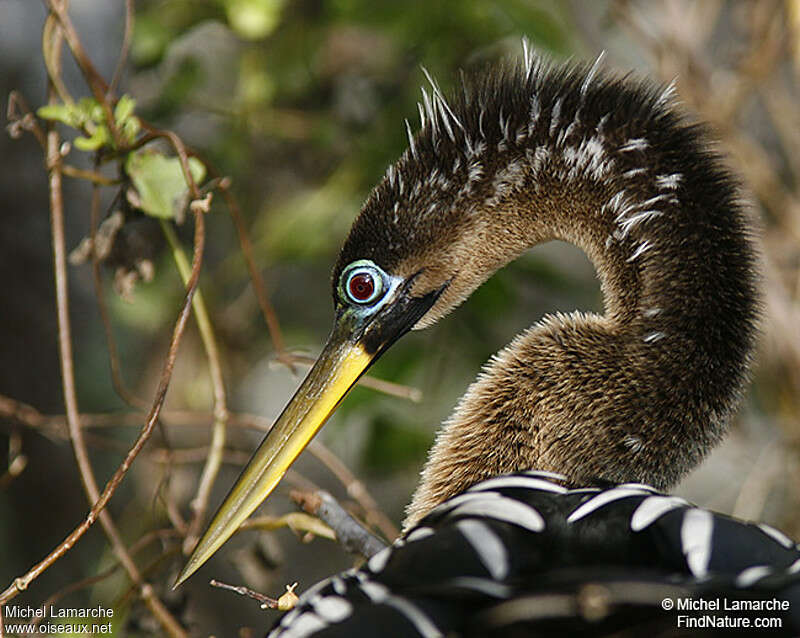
<box><xmin>342</xmin><ymin>261</ymin><xmax>385</xmax><ymax>305</ymax></box>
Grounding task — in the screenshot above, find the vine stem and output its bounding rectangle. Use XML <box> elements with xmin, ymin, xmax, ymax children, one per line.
<box><xmin>159</xmin><ymin>219</ymin><xmax>229</xmax><ymax>553</ymax></box>
<box><xmin>0</xmin><ymin>82</ymin><xmax>204</xmax><ymax>638</ymax></box>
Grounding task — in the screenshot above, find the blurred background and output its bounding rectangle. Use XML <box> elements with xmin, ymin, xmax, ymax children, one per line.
<box><xmin>1</xmin><ymin>1</ymin><xmax>799</xmax><ymax>635</ymax></box>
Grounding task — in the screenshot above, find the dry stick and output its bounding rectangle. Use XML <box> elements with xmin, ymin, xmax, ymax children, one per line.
<box><xmin>238</xmin><ymin>513</ymin><xmax>335</xmax><ymax>540</ymax></box>
<box><xmin>0</xmin><ymin>81</ymin><xmax>188</xmax><ymax>634</ymax></box>
<box><xmin>209</xmin><ymin>579</ymin><xmax>277</xmax><ymax>608</ymax></box>
<box><xmin>61</xmin><ymin>164</ymin><xmax>119</xmax><ymax>185</ymax></box>
<box><xmin>0</xmin><ymin>141</ymin><xmax>204</xmax><ymax>638</ymax></box>
<box><xmin>6</xmin><ymin>91</ymin><xmax>47</xmax><ymax>148</ymax></box>
<box><xmin>305</xmin><ymin>441</ymin><xmax>399</xmax><ymax>541</ymax></box>
<box><xmin>291</xmin><ymin>490</ymin><xmax>387</xmax><ymax>559</ymax></box>
<box><xmin>0</xmin><ymin>399</ymin><xmax>401</xmax><ymax>542</ymax></box>
<box><xmin>108</xmin><ymin>0</ymin><xmax>133</xmax><ymax>97</ymax></box>
<box><xmin>160</xmin><ymin>220</ymin><xmax>229</xmax><ymax>553</ymax></box>
<box><xmin>41</xmin><ymin>12</ymin><xmax>73</xmax><ymax>106</ymax></box>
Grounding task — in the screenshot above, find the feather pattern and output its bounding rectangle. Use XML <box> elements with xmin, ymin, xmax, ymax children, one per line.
<box><xmin>268</xmin><ymin>474</ymin><xmax>800</xmax><ymax>637</ymax></box>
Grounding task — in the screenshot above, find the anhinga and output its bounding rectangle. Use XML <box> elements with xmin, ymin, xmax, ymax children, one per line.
<box><xmin>177</xmin><ymin>48</ymin><xmax>800</xmax><ymax>635</ymax></box>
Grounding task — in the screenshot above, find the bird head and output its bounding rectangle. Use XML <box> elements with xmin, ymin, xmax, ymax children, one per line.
<box><xmin>177</xmin><ymin>58</ymin><xmax>582</xmax><ymax>585</ymax></box>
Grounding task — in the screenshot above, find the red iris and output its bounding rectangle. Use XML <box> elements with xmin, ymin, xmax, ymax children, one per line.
<box><xmin>348</xmin><ymin>272</ymin><xmax>375</xmax><ymax>301</ymax></box>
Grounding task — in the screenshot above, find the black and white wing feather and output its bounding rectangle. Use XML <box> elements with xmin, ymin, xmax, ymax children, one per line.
<box><xmin>268</xmin><ymin>472</ymin><xmax>800</xmax><ymax>637</ymax></box>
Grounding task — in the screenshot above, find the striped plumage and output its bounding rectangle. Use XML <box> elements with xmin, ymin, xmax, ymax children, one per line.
<box><xmin>177</xmin><ymin>46</ymin><xmax>798</xmax><ymax>637</ymax></box>
<box><xmin>270</xmin><ymin>473</ymin><xmax>800</xmax><ymax>637</ymax></box>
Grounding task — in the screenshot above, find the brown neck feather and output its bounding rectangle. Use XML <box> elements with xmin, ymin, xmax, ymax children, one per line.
<box><xmin>403</xmin><ymin>105</ymin><xmax>757</xmax><ymax>530</ymax></box>
<box><xmin>332</xmin><ymin>61</ymin><xmax>758</xmax><ymax>531</ymax></box>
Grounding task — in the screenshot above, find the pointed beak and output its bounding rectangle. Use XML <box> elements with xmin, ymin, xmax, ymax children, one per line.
<box><xmin>175</xmin><ymin>279</ymin><xmax>442</xmax><ymax>587</ymax></box>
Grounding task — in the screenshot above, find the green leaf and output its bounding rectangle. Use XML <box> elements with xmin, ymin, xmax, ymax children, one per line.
<box><xmin>74</xmin><ymin>125</ymin><xmax>110</xmax><ymax>151</ymax></box>
<box><xmin>75</xmin><ymin>97</ymin><xmax>104</xmax><ymax>124</ymax></box>
<box><xmin>114</xmin><ymin>95</ymin><xmax>137</xmax><ymax>124</ymax></box>
<box><xmin>125</xmin><ymin>151</ymin><xmax>206</xmax><ymax>219</ymax></box>
<box><xmin>37</xmin><ymin>104</ymin><xmax>78</xmax><ymax>127</ymax></box>
<box><xmin>114</xmin><ymin>95</ymin><xmax>141</xmax><ymax>144</ymax></box>
<box><xmin>121</xmin><ymin>116</ymin><xmax>141</xmax><ymax>145</ymax></box>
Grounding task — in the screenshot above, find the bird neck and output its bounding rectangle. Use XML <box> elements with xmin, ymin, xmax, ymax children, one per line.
<box><xmin>404</xmin><ymin>107</ymin><xmax>758</xmax><ymax>530</ymax></box>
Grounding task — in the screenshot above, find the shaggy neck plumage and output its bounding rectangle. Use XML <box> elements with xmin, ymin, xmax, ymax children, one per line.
<box><xmin>333</xmin><ymin>55</ymin><xmax>759</xmax><ymax>532</ymax></box>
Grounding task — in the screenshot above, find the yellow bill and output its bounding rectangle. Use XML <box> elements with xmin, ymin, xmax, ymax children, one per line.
<box><xmin>175</xmin><ymin>329</ymin><xmax>374</xmax><ymax>587</ymax></box>
<box><xmin>176</xmin><ymin>265</ymin><xmax>442</xmax><ymax>587</ymax></box>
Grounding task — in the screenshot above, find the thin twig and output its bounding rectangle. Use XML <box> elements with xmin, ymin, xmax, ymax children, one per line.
<box><xmin>209</xmin><ymin>579</ymin><xmax>276</xmax><ymax>608</ymax></box>
<box><xmin>0</xmin><ymin>43</ymin><xmax>190</xmax><ymax>631</ymax></box>
<box><xmin>239</xmin><ymin>513</ymin><xmax>335</xmax><ymax>541</ymax></box>
<box><xmin>290</xmin><ymin>490</ymin><xmax>387</xmax><ymax>559</ymax></box>
<box><xmin>0</xmin><ymin>398</ymin><xmax>401</xmax><ymax>541</ymax></box>
<box><xmin>62</xmin><ymin>164</ymin><xmax>119</xmax><ymax>185</ymax></box>
<box><xmin>6</xmin><ymin>91</ymin><xmax>47</xmax><ymax>148</ymax></box>
<box><xmin>0</xmin><ymin>121</ymin><xmax>204</xmax><ymax>638</ymax></box>
<box><xmin>160</xmin><ymin>219</ymin><xmax>229</xmax><ymax>554</ymax></box>
<box><xmin>41</xmin><ymin>12</ymin><xmax>72</xmax><ymax>106</ymax></box>
<box><xmin>109</xmin><ymin>0</ymin><xmax>134</xmax><ymax>96</ymax></box>
<box><xmin>283</xmin><ymin>353</ymin><xmax>422</xmax><ymax>403</ymax></box>
<box><xmin>209</xmin><ymin>580</ymin><xmax>300</xmax><ymax>611</ymax></box>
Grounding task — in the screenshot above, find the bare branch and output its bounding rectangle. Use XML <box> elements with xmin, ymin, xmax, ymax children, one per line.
<box><xmin>0</xmin><ymin>108</ymin><xmax>205</xmax><ymax>638</ymax></box>
<box><xmin>291</xmin><ymin>490</ymin><xmax>387</xmax><ymax>559</ymax></box>
<box><xmin>160</xmin><ymin>220</ymin><xmax>229</xmax><ymax>554</ymax></box>
<box><xmin>210</xmin><ymin>580</ymin><xmax>299</xmax><ymax>611</ymax></box>
<box><xmin>6</xmin><ymin>91</ymin><xmax>47</xmax><ymax>147</ymax></box>
<box><xmin>109</xmin><ymin>0</ymin><xmax>134</xmax><ymax>96</ymax></box>
<box><xmin>0</xmin><ymin>398</ymin><xmax>401</xmax><ymax>543</ymax></box>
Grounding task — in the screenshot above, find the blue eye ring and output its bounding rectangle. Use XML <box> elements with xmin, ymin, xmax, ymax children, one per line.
<box><xmin>341</xmin><ymin>260</ymin><xmax>386</xmax><ymax>306</ymax></box>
